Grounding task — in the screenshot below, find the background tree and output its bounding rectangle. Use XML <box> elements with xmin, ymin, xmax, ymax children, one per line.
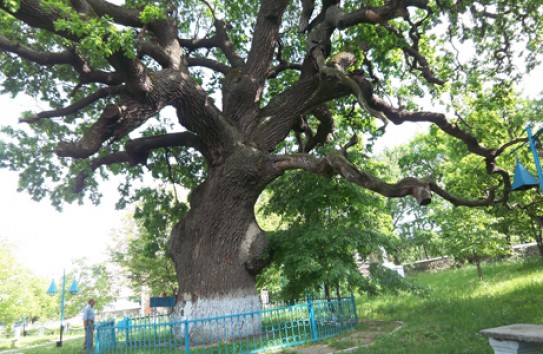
<box><xmin>395</xmin><ymin>95</ymin><xmax>543</xmax><ymax>261</ymax></box>
<box><xmin>110</xmin><ymin>204</ymin><xmax>179</xmax><ymax>296</ymax></box>
<box><xmin>434</xmin><ymin>206</ymin><xmax>508</xmax><ymax>281</ymax></box>
<box><xmin>0</xmin><ymin>237</ymin><xmax>56</xmax><ymax>328</ymax></box>
<box><xmin>1</xmin><ymin>0</ymin><xmax>542</xmax><ymax>321</ymax></box>
<box><xmin>381</xmin><ymin>145</ymin><xmax>445</xmax><ymax>263</ymax></box>
<box><xmin>62</xmin><ymin>258</ymin><xmax>121</xmax><ymax>316</ymax></box>
<box><xmin>41</xmin><ymin>258</ymin><xmax>121</xmax><ymax>323</ymax></box>
<box><xmin>259</xmin><ymin>148</ymin><xmax>419</xmax><ymax>299</ymax></box>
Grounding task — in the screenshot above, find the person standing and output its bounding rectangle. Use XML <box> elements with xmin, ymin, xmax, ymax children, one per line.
<box><xmin>83</xmin><ymin>299</ymin><xmax>95</xmax><ymax>349</ymax></box>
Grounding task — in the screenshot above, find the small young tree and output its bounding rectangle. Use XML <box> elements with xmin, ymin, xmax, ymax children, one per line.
<box><xmin>0</xmin><ymin>237</ymin><xmax>56</xmax><ymax>327</ymax></box>
<box><xmin>436</xmin><ymin>207</ymin><xmax>508</xmax><ymax>281</ymax></box>
<box><xmin>109</xmin><ymin>209</ymin><xmax>179</xmax><ymax>296</ymax></box>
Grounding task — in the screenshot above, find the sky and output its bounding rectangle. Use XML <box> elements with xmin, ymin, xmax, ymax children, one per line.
<box><xmin>1</xmin><ymin>59</ymin><xmax>542</xmax><ymax>282</ymax></box>
<box><xmin>0</xmin><ymin>94</ymin><xmax>125</xmax><ymax>279</ymax></box>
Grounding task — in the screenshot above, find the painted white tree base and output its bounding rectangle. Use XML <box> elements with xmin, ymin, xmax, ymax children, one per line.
<box><xmin>170</xmin><ymin>293</ymin><xmax>262</xmax><ymax>344</ymax></box>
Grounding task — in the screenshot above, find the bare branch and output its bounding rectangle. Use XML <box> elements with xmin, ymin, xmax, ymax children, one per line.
<box><xmin>20</xmin><ymin>85</ymin><xmax>123</xmax><ymax>123</ymax></box>
<box><xmin>266</xmin><ymin>62</ymin><xmax>303</xmax><ymax>79</ymax></box>
<box><xmin>85</xmin><ymin>0</ymin><xmax>143</xmax><ymax>27</ymax></box>
<box><xmin>0</xmin><ymin>35</ymin><xmax>76</xmax><ymax>66</ymax></box>
<box><xmin>138</xmin><ymin>40</ymin><xmax>173</xmax><ymax>68</ymax></box>
<box><xmin>186</xmin><ymin>57</ymin><xmax>230</xmax><ymax>74</ymax></box>
<box><xmin>78</xmin><ymin>70</ymin><xmax>124</xmax><ymax>86</ymax></box>
<box><xmin>429</xmin><ymin>181</ymin><xmax>498</xmax><ymax>207</ymax></box>
<box><xmin>342</xmin><ymin>133</ymin><xmax>358</xmax><ymax>155</ymax></box>
<box><xmin>334</xmin><ymin>0</ymin><xmax>430</xmax><ymax>28</ymax></box>
<box><xmin>178</xmin><ymin>19</ymin><xmax>244</xmax><ymax>68</ymax></box>
<box><xmin>266</xmin><ymin>37</ymin><xmax>303</xmax><ymax>78</ymax></box>
<box><xmin>246</xmin><ymin>0</ymin><xmax>290</xmax><ymax>81</ymax></box>
<box><xmin>213</xmin><ymin>19</ymin><xmax>244</xmax><ymax>67</ymax></box>
<box><xmin>352</xmin><ymin>74</ymin><xmax>496</xmax><ymax>158</ymax></box>
<box><xmin>55</xmin><ymin>92</ymin><xmax>165</xmax><ymax>159</ymax></box>
<box><xmin>401</xmin><ymin>46</ymin><xmax>445</xmax><ymax>86</ymax></box>
<box><xmin>73</xmin><ymin>132</ymin><xmax>210</xmax><ymax>192</ymax></box>
<box><xmin>178</xmin><ymin>37</ymin><xmax>218</xmax><ymax>50</ymax></box>
<box><xmin>304</xmin><ymin>105</ymin><xmax>334</xmax><ymax>152</ymax></box>
<box><xmin>273</xmin><ymin>150</ymin><xmax>504</xmax><ymax>207</ymax></box>
<box><xmin>1</xmin><ymin>0</ymin><xmax>79</xmax><ymax>41</ymax></box>
<box><xmin>73</xmin><ymin>151</ymin><xmax>129</xmax><ymax>193</ymax></box>
<box><xmin>495</xmin><ymin>137</ymin><xmax>527</xmax><ymax>157</ymax></box>
<box><xmin>382</xmin><ymin>22</ymin><xmax>445</xmax><ymax>86</ymax></box>
<box><xmin>125</xmin><ymin>132</ymin><xmax>211</xmax><ymax>165</ymax></box>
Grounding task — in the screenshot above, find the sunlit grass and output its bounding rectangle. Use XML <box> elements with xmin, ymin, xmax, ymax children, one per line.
<box><xmin>5</xmin><ymin>259</ymin><xmax>542</xmax><ymax>354</ymax></box>
<box><xmin>356</xmin><ymin>258</ymin><xmax>543</xmax><ymax>354</ymax></box>
<box><xmin>2</xmin><ymin>334</ymin><xmax>85</xmax><ymax>354</ymax></box>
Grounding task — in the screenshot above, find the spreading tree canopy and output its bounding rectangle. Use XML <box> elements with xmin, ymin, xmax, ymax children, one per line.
<box><xmin>1</xmin><ymin>0</ymin><xmax>542</xmax><ymax>321</ymax></box>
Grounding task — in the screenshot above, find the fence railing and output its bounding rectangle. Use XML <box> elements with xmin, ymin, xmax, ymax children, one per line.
<box><xmin>92</xmin><ymin>295</ymin><xmax>358</xmax><ymax>354</ymax></box>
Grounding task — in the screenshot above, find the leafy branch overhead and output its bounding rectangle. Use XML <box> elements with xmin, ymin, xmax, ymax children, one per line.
<box><xmin>0</xmin><ymin>0</ymin><xmax>541</xmax><ymax>208</ymax></box>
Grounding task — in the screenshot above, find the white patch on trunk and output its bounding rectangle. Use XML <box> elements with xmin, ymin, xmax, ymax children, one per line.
<box><xmin>173</xmin><ymin>289</ymin><xmax>261</xmax><ymax>319</ymax></box>
<box><xmin>239</xmin><ymin>221</ymin><xmax>259</xmax><ymax>262</ymax></box>
<box><xmin>171</xmin><ymin>290</ymin><xmax>262</xmax><ymax>344</ymax></box>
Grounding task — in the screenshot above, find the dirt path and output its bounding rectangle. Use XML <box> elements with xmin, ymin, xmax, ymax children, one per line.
<box><xmin>292</xmin><ymin>320</ymin><xmax>405</xmax><ymax>354</ymax></box>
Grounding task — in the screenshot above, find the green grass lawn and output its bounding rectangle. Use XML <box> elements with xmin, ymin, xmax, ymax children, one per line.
<box><xmin>0</xmin><ymin>333</ymin><xmax>85</xmax><ymax>354</ymax></box>
<box><xmin>356</xmin><ymin>258</ymin><xmax>543</xmax><ymax>354</ymax></box>
<box><xmin>4</xmin><ymin>258</ymin><xmax>542</xmax><ymax>354</ymax></box>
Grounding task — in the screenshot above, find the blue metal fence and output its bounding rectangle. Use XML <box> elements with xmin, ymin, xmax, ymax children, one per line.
<box><xmin>92</xmin><ymin>295</ymin><xmax>358</xmax><ymax>354</ymax></box>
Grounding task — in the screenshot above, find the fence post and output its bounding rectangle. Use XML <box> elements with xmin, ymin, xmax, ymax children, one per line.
<box><xmin>350</xmin><ymin>293</ymin><xmax>358</xmax><ymax>324</ymax></box>
<box><xmin>184</xmin><ymin>320</ymin><xmax>190</xmax><ymax>354</ymax></box>
<box><xmin>307</xmin><ymin>296</ymin><xmax>318</xmax><ymax>341</ymax></box>
<box><xmin>89</xmin><ymin>324</ymin><xmax>95</xmax><ymax>354</ymax></box>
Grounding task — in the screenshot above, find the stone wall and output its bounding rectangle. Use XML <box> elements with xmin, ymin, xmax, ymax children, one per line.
<box><xmin>402</xmin><ymin>243</ymin><xmax>541</xmax><ymax>274</ymax></box>
<box><xmin>403</xmin><ymin>256</ymin><xmax>455</xmax><ymax>273</ymax></box>
<box><xmin>510</xmin><ymin>242</ymin><xmax>541</xmax><ymax>258</ymax></box>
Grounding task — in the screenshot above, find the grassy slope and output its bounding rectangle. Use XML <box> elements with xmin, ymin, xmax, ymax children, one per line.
<box><xmin>5</xmin><ymin>259</ymin><xmax>542</xmax><ymax>354</ymax></box>
<box><xmin>356</xmin><ymin>259</ymin><xmax>543</xmax><ymax>354</ymax></box>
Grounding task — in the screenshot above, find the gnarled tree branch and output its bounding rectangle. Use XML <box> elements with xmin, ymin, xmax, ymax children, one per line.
<box><xmin>272</xmin><ymin>151</ymin><xmax>432</xmax><ymax>205</ymax></box>
<box><xmin>73</xmin><ymin>132</ymin><xmax>210</xmax><ymax>193</ymax></box>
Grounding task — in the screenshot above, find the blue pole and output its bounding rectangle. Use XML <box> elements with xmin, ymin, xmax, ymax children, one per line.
<box><xmin>59</xmin><ymin>269</ymin><xmax>66</xmax><ymax>346</ymax></box>
<box><xmin>527</xmin><ymin>126</ymin><xmax>543</xmax><ymax>193</ymax></box>
<box><xmin>184</xmin><ymin>320</ymin><xmax>190</xmax><ymax>354</ymax></box>
<box><xmin>307</xmin><ymin>296</ymin><xmax>318</xmax><ymax>341</ymax></box>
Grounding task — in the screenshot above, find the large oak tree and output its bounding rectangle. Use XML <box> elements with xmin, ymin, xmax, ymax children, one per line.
<box><xmin>1</xmin><ymin>0</ymin><xmax>541</xmax><ymax>320</ymax></box>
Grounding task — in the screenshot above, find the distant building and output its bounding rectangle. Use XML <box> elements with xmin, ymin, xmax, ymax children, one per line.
<box><xmin>355</xmin><ymin>248</ymin><xmax>405</xmax><ymax>277</ymax></box>
<box><xmin>101</xmin><ymin>297</ymin><xmax>141</xmax><ymax>318</ymax></box>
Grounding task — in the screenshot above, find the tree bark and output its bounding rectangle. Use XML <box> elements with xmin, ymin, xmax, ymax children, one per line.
<box><xmin>167</xmin><ymin>147</ymin><xmax>278</xmax><ymax>339</ymax></box>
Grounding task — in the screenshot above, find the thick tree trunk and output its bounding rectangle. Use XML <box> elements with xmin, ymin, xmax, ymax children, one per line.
<box><xmin>167</xmin><ymin>148</ymin><xmax>277</xmax><ymax>340</ymax></box>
